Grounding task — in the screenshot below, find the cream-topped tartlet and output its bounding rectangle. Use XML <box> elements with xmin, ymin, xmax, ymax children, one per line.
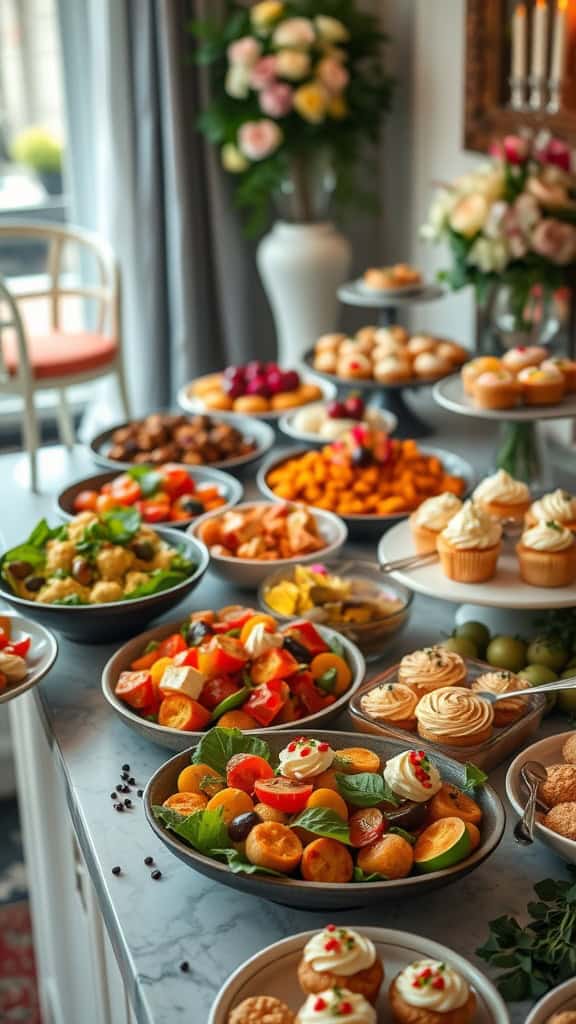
<box><xmin>383</xmin><ymin>750</ymin><xmax>442</xmax><ymax>802</ymax></box>
<box><xmin>415</xmin><ymin>686</ymin><xmax>494</xmax><ymax>747</ymax></box>
<box><xmin>516</xmin><ymin>520</ymin><xmax>576</xmax><ymax>588</ymax></box>
<box><xmin>296</xmin><ymin>988</ymin><xmax>376</xmax><ymax>1024</ymax></box>
<box><xmin>526</xmin><ymin>488</ymin><xmax>576</xmax><ymax>530</ymax></box>
<box><xmin>518</xmin><ymin>364</ymin><xmax>565</xmax><ymax>405</ymax></box>
<box><xmin>471</xmin><ymin>670</ymin><xmax>529</xmax><ymax>726</ymax></box>
<box><xmin>297</xmin><ymin>926</ymin><xmax>383</xmax><ymax>1004</ymax></box>
<box><xmin>360</xmin><ymin>682</ymin><xmax>419</xmax><ymax>731</ymax></box>
<box><xmin>472</xmin><ymin>469</ymin><xmax>530</xmax><ymax>523</ymax></box>
<box><xmin>398</xmin><ymin>646</ymin><xmax>467</xmax><ymax>698</ymax></box>
<box><xmin>389</xmin><ymin>959</ymin><xmax>476</xmax><ymax>1024</ymax></box>
<box><xmin>278</xmin><ymin>737</ymin><xmax>335</xmax><ymax>780</ymax></box>
<box><xmin>502</xmin><ymin>344</ymin><xmax>547</xmax><ymax>373</ymax></box>
<box><xmin>436</xmin><ymin>501</ymin><xmax>502</xmax><ymax>582</ymax></box>
<box><xmin>409</xmin><ymin>492</ymin><xmax>463</xmax><ymax>554</ymax></box>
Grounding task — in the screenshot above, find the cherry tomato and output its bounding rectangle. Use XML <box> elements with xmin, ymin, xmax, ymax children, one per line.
<box><xmin>141</xmin><ymin>500</ymin><xmax>170</xmax><ymax>523</ymax></box>
<box><xmin>348</xmin><ymin>808</ymin><xmax>387</xmax><ymax>848</ymax></box>
<box><xmin>156</xmin><ymin>633</ymin><xmax>188</xmax><ymax>660</ymax></box>
<box><xmin>73</xmin><ymin>489</ymin><xmax>99</xmax><ymax>513</ymax></box>
<box><xmin>254</xmin><ymin>776</ymin><xmax>313</xmax><ymax>814</ymax></box>
<box><xmin>198</xmin><ymin>635</ymin><xmax>248</xmax><ymax>677</ymax></box>
<box><xmin>199</xmin><ymin>675</ymin><xmax>241</xmax><ymax>710</ymax></box>
<box><xmin>4</xmin><ymin>637</ymin><xmax>31</xmax><ymax>658</ymax></box>
<box><xmin>160</xmin><ymin>464</ymin><xmax>195</xmax><ymax>498</ymax></box>
<box><xmin>226</xmin><ymin>753</ymin><xmax>274</xmax><ymax>794</ymax></box>
<box><xmin>115</xmin><ymin>670</ymin><xmax>155</xmax><ymax>710</ymax></box>
<box><xmin>96</xmin><ymin>493</ymin><xmax>120</xmax><ymax>514</ymax></box>
<box><xmin>110</xmin><ymin>475</ymin><xmax>142</xmax><ymax>505</ymax></box>
<box><xmin>158</xmin><ymin>695</ymin><xmax>211</xmax><ymax>731</ymax></box>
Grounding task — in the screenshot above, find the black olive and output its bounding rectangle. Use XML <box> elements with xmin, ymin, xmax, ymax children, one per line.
<box><xmin>132</xmin><ymin>540</ymin><xmax>155</xmax><ymax>562</ymax></box>
<box><xmin>283</xmin><ymin>636</ymin><xmax>312</xmax><ymax>663</ymax></box>
<box><xmin>228</xmin><ymin>811</ymin><xmax>261</xmax><ymax>842</ymax></box>
<box><xmin>24</xmin><ymin>576</ymin><xmax>45</xmax><ymax>593</ymax></box>
<box><xmin>351</xmin><ymin>446</ymin><xmax>373</xmax><ymax>467</ymax></box>
<box><xmin>72</xmin><ymin>556</ymin><xmax>93</xmax><ymax>586</ymax></box>
<box><xmin>179</xmin><ymin>498</ymin><xmax>205</xmax><ymax>517</ymax></box>
<box><xmin>7</xmin><ymin>560</ymin><xmax>34</xmax><ymax>579</ymax></box>
<box><xmin>185</xmin><ymin>620</ymin><xmax>213</xmax><ymax>646</ymax></box>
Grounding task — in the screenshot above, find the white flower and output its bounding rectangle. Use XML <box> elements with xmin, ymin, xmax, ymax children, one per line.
<box><xmin>273</xmin><ymin>16</ymin><xmax>315</xmax><ymax>49</ymax></box>
<box><xmin>514</xmin><ymin>193</ymin><xmax>541</xmax><ymax>233</ymax></box>
<box><xmin>315</xmin><ymin>15</ymin><xmax>350</xmax><ymax>43</ymax></box>
<box><xmin>467</xmin><ymin>236</ymin><xmax>509</xmax><ymax>273</ymax></box>
<box><xmin>421</xmin><ymin>189</ymin><xmax>456</xmax><ymax>240</ymax></box>
<box><xmin>225</xmin><ymin>64</ymin><xmax>251</xmax><ymax>99</ymax></box>
<box><xmin>484</xmin><ymin>200</ymin><xmax>508</xmax><ymax>240</ymax></box>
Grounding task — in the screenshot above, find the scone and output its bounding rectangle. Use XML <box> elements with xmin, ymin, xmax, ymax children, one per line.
<box><xmin>415</xmin><ymin>686</ymin><xmax>494</xmax><ymax>746</ymax></box>
<box><xmin>297</xmin><ymin>926</ymin><xmax>384</xmax><ymax>1004</ymax></box>
<box><xmin>436</xmin><ymin>501</ymin><xmax>502</xmax><ymax>583</ymax></box>
<box><xmin>228</xmin><ymin>995</ymin><xmax>295</xmax><ymax>1024</ymax></box>
<box><xmin>389</xmin><ymin>959</ymin><xmax>477</xmax><ymax>1024</ymax></box>
<box><xmin>409</xmin><ymin>493</ymin><xmax>463</xmax><ymax>554</ymax></box>
<box><xmin>539</xmin><ymin>763</ymin><xmax>576</xmax><ymax>807</ymax></box>
<box><xmin>471</xmin><ymin>670</ymin><xmax>529</xmax><ymax>726</ymax></box>
<box><xmin>472</xmin><ymin>469</ymin><xmax>530</xmax><ymax>523</ymax></box>
<box><xmin>296</xmin><ymin>988</ymin><xmax>376</xmax><ymax>1023</ymax></box>
<box><xmin>398</xmin><ymin>645</ymin><xmax>467</xmax><ymax>698</ymax></box>
<box><xmin>407</xmin><ymin>334</ymin><xmax>436</xmax><ymax>356</ymax></box>
<box><xmin>374</xmin><ymin>325</ymin><xmax>409</xmax><ymax>346</ymax></box>
<box><xmin>373</xmin><ymin>355</ymin><xmax>412</xmax><ymax>384</ymax></box>
<box><xmin>360</xmin><ymin>681</ymin><xmax>419</xmax><ymax>731</ymax></box>
<box><xmin>516</xmin><ymin>520</ymin><xmax>576</xmax><ymax>587</ymax></box>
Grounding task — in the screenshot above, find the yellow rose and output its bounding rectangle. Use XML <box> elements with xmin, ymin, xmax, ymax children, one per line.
<box><xmin>251</xmin><ymin>1</ymin><xmax>284</xmax><ymax>30</ymax></box>
<box><xmin>221</xmin><ymin>143</ymin><xmax>249</xmax><ymax>173</ymax></box>
<box><xmin>276</xmin><ymin>48</ymin><xmax>310</xmax><ymax>80</ymax></box>
<box><xmin>293</xmin><ymin>81</ymin><xmax>329</xmax><ymax>124</ymax></box>
<box><xmin>315</xmin><ymin>15</ymin><xmax>350</xmax><ymax>43</ymax></box>
<box><xmin>449</xmin><ymin>194</ymin><xmax>489</xmax><ymax>238</ymax></box>
<box><xmin>327</xmin><ymin>94</ymin><xmax>348</xmax><ymax>119</ymax></box>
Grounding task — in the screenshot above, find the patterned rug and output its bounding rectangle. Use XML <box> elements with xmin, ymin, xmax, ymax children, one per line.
<box><xmin>0</xmin><ymin>799</ymin><xmax>41</xmax><ymax>1022</ymax></box>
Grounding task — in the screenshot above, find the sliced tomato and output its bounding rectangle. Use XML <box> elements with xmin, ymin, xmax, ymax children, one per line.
<box><xmin>158</xmin><ymin>695</ymin><xmax>211</xmax><ymax>731</ymax></box>
<box><xmin>243</xmin><ymin>680</ymin><xmax>289</xmax><ymax>726</ymax></box>
<box><xmin>254</xmin><ymin>776</ymin><xmax>313</xmax><ymax>813</ymax></box>
<box><xmin>215</xmin><ymin>606</ymin><xmax>258</xmax><ymax>630</ymax></box>
<box><xmin>349</xmin><ymin>808</ymin><xmax>387</xmax><ymax>848</ymax></box>
<box><xmin>199</xmin><ymin>674</ymin><xmax>241</xmax><ymax>710</ymax></box>
<box><xmin>226</xmin><ymin>753</ymin><xmax>274</xmax><ymax>793</ymax></box>
<box><xmin>131</xmin><ymin>648</ymin><xmax>161</xmax><ymax>671</ymax></box>
<box><xmin>115</xmin><ymin>670</ymin><xmax>155</xmax><ymax>710</ymax></box>
<box><xmin>290</xmin><ymin>671</ymin><xmax>335</xmax><ymax>715</ymax></box>
<box><xmin>251</xmin><ymin>647</ymin><xmax>299</xmax><ymax>685</ymax></box>
<box><xmin>198</xmin><ymin>635</ymin><xmax>248</xmax><ymax>677</ymax></box>
<box><xmin>4</xmin><ymin>637</ymin><xmax>31</xmax><ymax>659</ymax></box>
<box><xmin>173</xmin><ymin>648</ymin><xmax>199</xmax><ymax>668</ymax></box>
<box><xmin>141</xmin><ymin>500</ymin><xmax>170</xmax><ymax>523</ymax></box>
<box><xmin>160</xmin><ymin>464</ymin><xmax>195</xmax><ymax>498</ymax></box>
<box><xmin>156</xmin><ymin>633</ymin><xmax>188</xmax><ymax>660</ymax></box>
<box><xmin>73</xmin><ymin>489</ymin><xmax>99</xmax><ymax>512</ymax></box>
<box><xmin>110</xmin><ymin>474</ymin><xmax>142</xmax><ymax>505</ymax></box>
<box><xmin>96</xmin><ymin>493</ymin><xmax>120</xmax><ymax>514</ymax></box>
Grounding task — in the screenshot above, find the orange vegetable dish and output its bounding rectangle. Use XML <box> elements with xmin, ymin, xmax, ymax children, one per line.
<box><xmin>265</xmin><ymin>438</ymin><xmax>466</xmax><ymax>517</ymax></box>
<box><xmin>197</xmin><ymin>503</ymin><xmax>327</xmax><ymax>560</ymax></box>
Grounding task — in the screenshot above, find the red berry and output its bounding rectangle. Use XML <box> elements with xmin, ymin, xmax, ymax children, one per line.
<box><xmin>339</xmin><ymin>1001</ymin><xmax>353</xmax><ymax>1014</ymax></box>
<box><xmin>432</xmin><ymin>977</ymin><xmax>445</xmax><ymax>990</ymax></box>
<box><xmin>344</xmin><ymin>395</ymin><xmax>365</xmax><ymax>419</ymax></box>
<box><xmin>245</xmin><ymin>360</ymin><xmax>266</xmax><ymax>379</ymax></box>
<box><xmin>324</xmin><ymin>937</ymin><xmax>341</xmax><ymax>952</ymax></box>
<box><xmin>287</xmin><ymin>742</ymin><xmax>296</xmax><ymax>752</ymax></box>
<box><xmin>265</xmin><ymin>368</ymin><xmax>285</xmax><ymax>395</ymax></box>
<box><xmin>326</xmin><ymin>924</ymin><xmax>336</xmax><ymax>932</ymax></box>
<box><xmin>300</xmin><ymin>747</ymin><xmax>311</xmax><ymax>757</ymax></box>
<box><xmin>246</xmin><ymin>374</ymin><xmax>271</xmax><ymax>398</ymax></box>
<box><xmin>279</xmin><ymin>369</ymin><xmax>300</xmax><ymax>392</ymax></box>
<box><xmin>327</xmin><ymin>400</ymin><xmax>347</xmax><ymax>419</ymax></box>
<box><xmin>313</xmin><ymin>997</ymin><xmax>327</xmax><ymax>1011</ymax></box>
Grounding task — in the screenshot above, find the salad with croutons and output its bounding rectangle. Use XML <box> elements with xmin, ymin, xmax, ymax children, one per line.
<box><xmin>1</xmin><ymin>509</ymin><xmax>196</xmax><ymax>605</ymax></box>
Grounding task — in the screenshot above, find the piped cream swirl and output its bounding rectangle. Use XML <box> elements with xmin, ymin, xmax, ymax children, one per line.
<box><xmin>471</xmin><ymin>671</ymin><xmax>529</xmax><ymax>716</ymax></box>
<box><xmin>394</xmin><ymin>960</ymin><xmax>470</xmax><ymax>1012</ymax></box>
<box><xmin>398</xmin><ymin>646</ymin><xmax>466</xmax><ymax>693</ymax></box>
<box><xmin>521</xmin><ymin>520</ymin><xmax>574</xmax><ymax>552</ymax></box>
<box><xmin>530</xmin><ymin>489</ymin><xmax>576</xmax><ymax>524</ymax></box>
<box><xmin>360</xmin><ymin>682</ymin><xmax>418</xmax><ymax>722</ymax></box>
<box><xmin>473</xmin><ymin>469</ymin><xmax>529</xmax><ymax>506</ymax></box>
<box><xmin>413</xmin><ymin>493</ymin><xmax>463</xmax><ymax>531</ymax></box>
<box><xmin>297</xmin><ymin>989</ymin><xmax>376</xmax><ymax>1023</ymax></box>
<box><xmin>440</xmin><ymin>501</ymin><xmax>502</xmax><ymax>550</ymax></box>
<box><xmin>303</xmin><ymin>927</ymin><xmax>376</xmax><ymax>976</ymax></box>
<box><xmin>383</xmin><ymin>750</ymin><xmax>442</xmax><ymax>802</ymax></box>
<box><xmin>415</xmin><ymin>686</ymin><xmax>494</xmax><ymax>739</ymax></box>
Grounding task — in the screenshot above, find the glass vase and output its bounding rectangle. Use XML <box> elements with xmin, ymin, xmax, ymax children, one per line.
<box><xmin>273</xmin><ymin>151</ymin><xmax>336</xmax><ymax>223</ymax></box>
<box><xmin>490</xmin><ymin>283</ymin><xmax>563</xmax><ymax>351</ymax></box>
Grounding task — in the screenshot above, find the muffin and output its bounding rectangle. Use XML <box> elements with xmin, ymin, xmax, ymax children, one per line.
<box><xmin>471</xmin><ymin>670</ymin><xmax>529</xmax><ymax>726</ymax></box>
<box><xmin>339</xmin><ymin>338</ymin><xmax>372</xmax><ymax>359</ymax></box>
<box><xmin>472</xmin><ymin>469</ymin><xmax>530</xmax><ymax>523</ymax></box>
<box><xmin>297</xmin><ymin>926</ymin><xmax>384</xmax><ymax>1004</ymax></box>
<box><xmin>337</xmin><ymin>353</ymin><xmax>373</xmax><ymax>380</ymax></box>
<box><xmin>518</xmin><ymin>364</ymin><xmax>566</xmax><ymax>405</ymax></box>
<box><xmin>373</xmin><ymin>355</ymin><xmax>413</xmax><ymax>384</ymax></box>
<box><xmin>436</xmin><ymin>341</ymin><xmax>469</xmax><ymax>366</ymax></box>
<box><xmin>502</xmin><ymin>345</ymin><xmax>547</xmax><ymax>373</ymax></box>
<box><xmin>355</xmin><ymin>326</ymin><xmax>378</xmax><ymax>346</ymax></box>
<box><xmin>415</xmin><ymin>686</ymin><xmax>495</xmax><ymax>747</ymax></box>
<box><xmin>314</xmin><ymin>351</ymin><xmax>338</xmax><ymax>374</ymax></box>
<box><xmin>539</xmin><ymin>763</ymin><xmax>576</xmax><ymax>807</ymax></box>
<box><xmin>296</xmin><ymin>988</ymin><xmax>376</xmax><ymax>1023</ymax></box>
<box><xmin>398</xmin><ymin>645</ymin><xmax>467</xmax><ymax>698</ymax></box>
<box><xmin>409</xmin><ymin>492</ymin><xmax>463</xmax><ymax>554</ymax></box>
<box><xmin>516</xmin><ymin>520</ymin><xmax>576</xmax><ymax>587</ymax></box>
<box><xmin>413</xmin><ymin>351</ymin><xmax>452</xmax><ymax>379</ymax></box>
<box><xmin>461</xmin><ymin>356</ymin><xmax>502</xmax><ymax>395</ymax></box>
<box><xmin>525</xmin><ymin>489</ymin><xmax>576</xmax><ymax>531</ymax></box>
<box><xmin>389</xmin><ymin>959</ymin><xmax>476</xmax><ymax>1024</ymax></box>
<box><xmin>229</xmin><ymin>997</ymin><xmax>295</xmax><ymax>1024</ymax></box>
<box><xmin>543</xmin><ymin>803</ymin><xmax>576</xmax><ymax>842</ymax></box>
<box><xmin>541</xmin><ymin>356</ymin><xmax>576</xmax><ymax>392</ymax></box>
<box><xmin>360</xmin><ymin>682</ymin><xmax>419</xmax><ymax>731</ymax></box>
<box><xmin>472</xmin><ymin>369</ymin><xmax>521</xmax><ymax>410</ymax></box>
<box><xmin>407</xmin><ymin>334</ymin><xmax>436</xmax><ymax>357</ymax></box>
<box><xmin>374</xmin><ymin>325</ymin><xmax>409</xmax><ymax>347</ymax></box>
<box><xmin>436</xmin><ymin>501</ymin><xmax>502</xmax><ymax>583</ymax></box>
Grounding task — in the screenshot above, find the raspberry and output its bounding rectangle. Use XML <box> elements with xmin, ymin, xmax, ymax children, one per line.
<box><xmin>326</xmin><ymin>924</ymin><xmax>336</xmax><ymax>932</ymax></box>
<box><xmin>313</xmin><ymin>997</ymin><xmax>327</xmax><ymax>1011</ymax></box>
<box><xmin>287</xmin><ymin>742</ymin><xmax>296</xmax><ymax>752</ymax></box>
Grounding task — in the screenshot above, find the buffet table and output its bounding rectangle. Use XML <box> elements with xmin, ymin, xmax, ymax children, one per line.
<box><xmin>4</xmin><ymin>403</ymin><xmax>574</xmax><ymax>1024</ymax></box>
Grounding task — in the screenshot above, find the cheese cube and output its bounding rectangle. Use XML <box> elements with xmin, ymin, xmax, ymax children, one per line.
<box><xmin>159</xmin><ymin>665</ymin><xmax>205</xmax><ymax>699</ymax></box>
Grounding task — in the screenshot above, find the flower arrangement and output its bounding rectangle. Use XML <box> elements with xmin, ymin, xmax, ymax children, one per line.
<box><xmin>191</xmin><ymin>0</ymin><xmax>392</xmax><ymax>232</ymax></box>
<box><xmin>422</xmin><ymin>132</ymin><xmax>576</xmax><ymax>324</ymax></box>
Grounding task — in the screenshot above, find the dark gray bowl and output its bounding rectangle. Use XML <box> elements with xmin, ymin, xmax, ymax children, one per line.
<box><xmin>144</xmin><ymin>730</ymin><xmax>505</xmax><ymax>910</ymax></box>
<box><xmin>56</xmin><ymin>466</ymin><xmax>244</xmax><ymax>531</ymax></box>
<box><xmin>0</xmin><ymin>529</ymin><xmax>209</xmax><ymax>644</ymax></box>
<box><xmin>257</xmin><ymin>447</ymin><xmax>475</xmax><ymax>541</ymax></box>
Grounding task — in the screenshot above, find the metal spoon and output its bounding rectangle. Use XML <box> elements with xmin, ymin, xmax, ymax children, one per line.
<box><xmin>476</xmin><ymin>674</ymin><xmax>576</xmax><ymax>703</ymax></box>
<box><xmin>514</xmin><ymin>760</ymin><xmax>547</xmax><ymax>845</ymax></box>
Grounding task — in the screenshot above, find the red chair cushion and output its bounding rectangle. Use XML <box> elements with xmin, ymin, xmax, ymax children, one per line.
<box><xmin>4</xmin><ymin>331</ymin><xmax>118</xmax><ymax>380</ymax></box>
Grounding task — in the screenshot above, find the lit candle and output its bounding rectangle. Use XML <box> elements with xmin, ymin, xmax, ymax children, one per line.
<box><xmin>512</xmin><ymin>3</ymin><xmax>528</xmax><ymax>79</ymax></box>
<box><xmin>531</xmin><ymin>0</ymin><xmax>549</xmax><ymax>79</ymax></box>
<box><xmin>551</xmin><ymin>0</ymin><xmax>568</xmax><ymax>82</ymax></box>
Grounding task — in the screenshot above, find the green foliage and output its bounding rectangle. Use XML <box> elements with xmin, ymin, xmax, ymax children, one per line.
<box><xmin>11</xmin><ymin>127</ymin><xmax>62</xmax><ymax>172</ymax></box>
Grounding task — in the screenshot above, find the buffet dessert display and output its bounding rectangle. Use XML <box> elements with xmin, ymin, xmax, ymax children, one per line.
<box><xmin>183</xmin><ymin>362</ymin><xmax>325</xmax><ymax>416</ymax></box>
<box><xmin>310</xmin><ymin>326</ymin><xmax>468</xmax><ymax>385</ymax></box>
<box><xmin>461</xmin><ymin>349</ymin><xmax>576</xmax><ymax>410</ymax></box>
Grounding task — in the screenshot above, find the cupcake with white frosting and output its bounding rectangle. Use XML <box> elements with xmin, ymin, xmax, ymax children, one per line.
<box><xmin>360</xmin><ymin>682</ymin><xmax>419</xmax><ymax>731</ymax></box>
<box><xmin>409</xmin><ymin>492</ymin><xmax>463</xmax><ymax>554</ymax></box>
<box><xmin>516</xmin><ymin>520</ymin><xmax>576</xmax><ymax>588</ymax></box>
<box><xmin>297</xmin><ymin>926</ymin><xmax>384</xmax><ymax>1004</ymax></box>
<box><xmin>383</xmin><ymin>750</ymin><xmax>442</xmax><ymax>802</ymax></box>
<box><xmin>296</xmin><ymin>988</ymin><xmax>376</xmax><ymax>1024</ymax></box>
<box><xmin>436</xmin><ymin>501</ymin><xmax>502</xmax><ymax>583</ymax></box>
<box><xmin>472</xmin><ymin>469</ymin><xmax>530</xmax><ymax>524</ymax></box>
<box><xmin>278</xmin><ymin>737</ymin><xmax>335</xmax><ymax>781</ymax></box>
<box><xmin>389</xmin><ymin>959</ymin><xmax>476</xmax><ymax>1024</ymax></box>
<box><xmin>525</xmin><ymin>488</ymin><xmax>576</xmax><ymax>531</ymax></box>
<box><xmin>415</xmin><ymin>686</ymin><xmax>494</xmax><ymax>747</ymax></box>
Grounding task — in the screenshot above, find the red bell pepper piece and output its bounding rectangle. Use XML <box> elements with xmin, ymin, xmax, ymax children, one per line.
<box><xmin>198</xmin><ymin>635</ymin><xmax>248</xmax><ymax>678</ymax></box>
<box><xmin>243</xmin><ymin>680</ymin><xmax>289</xmax><ymax>726</ymax></box>
<box><xmin>115</xmin><ymin>670</ymin><xmax>155</xmax><ymax>710</ymax></box>
<box><xmin>284</xmin><ymin>621</ymin><xmax>329</xmax><ymax>657</ymax></box>
<box><xmin>172</xmin><ymin>647</ymin><xmax>199</xmax><ymax>668</ymax></box>
<box><xmin>251</xmin><ymin>647</ymin><xmax>300</xmax><ymax>685</ymax></box>
<box><xmin>214</xmin><ymin>605</ymin><xmax>257</xmax><ymax>630</ymax></box>
<box><xmin>290</xmin><ymin>670</ymin><xmax>335</xmax><ymax>715</ymax></box>
<box><xmin>156</xmin><ymin>633</ymin><xmax>188</xmax><ymax>659</ymax></box>
<box><xmin>4</xmin><ymin>637</ymin><xmax>31</xmax><ymax>659</ymax></box>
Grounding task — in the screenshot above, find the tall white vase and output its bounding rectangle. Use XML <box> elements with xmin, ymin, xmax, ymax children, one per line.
<box><xmin>257</xmin><ymin>221</ymin><xmax>351</xmax><ymax>366</ymax></box>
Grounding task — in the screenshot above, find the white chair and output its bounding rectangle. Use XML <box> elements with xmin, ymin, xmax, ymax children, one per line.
<box><xmin>0</xmin><ymin>222</ymin><xmax>130</xmax><ymax>490</ymax></box>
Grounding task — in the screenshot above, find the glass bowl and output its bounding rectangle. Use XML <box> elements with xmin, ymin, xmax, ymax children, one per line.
<box><xmin>258</xmin><ymin>560</ymin><xmax>413</xmax><ymax>662</ymax></box>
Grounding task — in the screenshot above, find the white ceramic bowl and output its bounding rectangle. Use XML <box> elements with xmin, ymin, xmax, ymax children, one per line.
<box><xmin>0</xmin><ymin>612</ymin><xmax>58</xmax><ymax>705</ymax></box>
<box><xmin>506</xmin><ymin>732</ymin><xmax>576</xmax><ymax>865</ymax></box>
<box><xmin>526</xmin><ymin>977</ymin><xmax>576</xmax><ymax>1024</ymax></box>
<box><xmin>278</xmin><ymin>401</ymin><xmax>397</xmax><ymax>446</ymax></box>
<box><xmin>177</xmin><ymin>373</ymin><xmax>336</xmax><ymax>422</ymax></box>
<box><xmin>187</xmin><ymin>501</ymin><xmax>348</xmax><ymax>589</ymax></box>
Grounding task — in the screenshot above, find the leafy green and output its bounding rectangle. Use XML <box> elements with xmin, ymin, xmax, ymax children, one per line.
<box><xmin>53</xmin><ymin>593</ymin><xmax>87</xmax><ymax>606</ymax></box>
<box><xmin>316</xmin><ymin>667</ymin><xmax>337</xmax><ymax>693</ymax></box>
<box><xmin>353</xmin><ymin>866</ymin><xmax>388</xmax><ymax>883</ymax></box>
<box><xmin>335</xmin><ymin>772</ymin><xmax>400</xmax><ymax>808</ymax></box>
<box><xmin>152</xmin><ymin>805</ymin><xmax>228</xmax><ymax>855</ymax></box>
<box><xmin>124</xmin><ymin>568</ymin><xmax>194</xmax><ymax>600</ymax></box>
<box><xmin>477</xmin><ymin>871</ymin><xmax>576</xmax><ymax>1001</ymax></box>
<box><xmin>191</xmin><ymin>727</ymin><xmax>271</xmax><ymax>776</ymax></box>
<box><xmin>101</xmin><ymin>507</ymin><xmax>141</xmax><ymax>544</ymax></box>
<box><xmin>210</xmin><ymin>686</ymin><xmax>251</xmax><ymax>721</ymax></box>
<box><xmin>212</xmin><ymin>848</ymin><xmax>285</xmax><ymax>877</ymax></box>
<box><xmin>127</xmin><ymin>466</ymin><xmax>161</xmax><ymax>497</ymax></box>
<box><xmin>1</xmin><ymin>518</ymin><xmax>65</xmax><ymax>574</ymax></box>
<box><xmin>291</xmin><ymin>807</ymin><xmax>350</xmax><ymax>844</ymax></box>
<box><xmin>170</xmin><ymin>551</ymin><xmax>197</xmax><ymax>574</ymax></box>
<box><xmin>463</xmin><ymin>763</ymin><xmax>488</xmax><ymax>794</ymax></box>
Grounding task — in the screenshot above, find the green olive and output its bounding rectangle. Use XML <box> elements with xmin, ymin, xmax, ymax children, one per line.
<box><xmin>485</xmin><ymin>635</ymin><xmax>527</xmax><ymax>673</ymax></box>
<box><xmin>442</xmin><ymin>636</ymin><xmax>479</xmax><ymax>659</ymax></box>
<box><xmin>526</xmin><ymin>638</ymin><xmax>569</xmax><ymax>672</ymax></box>
<box><xmin>454</xmin><ymin>620</ymin><xmax>491</xmax><ymax>653</ymax></box>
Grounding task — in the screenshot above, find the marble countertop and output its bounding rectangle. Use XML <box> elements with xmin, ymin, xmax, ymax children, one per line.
<box><xmin>3</xmin><ymin>402</ymin><xmax>574</xmax><ymax>1024</ymax></box>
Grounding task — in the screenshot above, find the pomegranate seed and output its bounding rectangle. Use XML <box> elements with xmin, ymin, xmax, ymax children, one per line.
<box><xmin>318</xmin><ymin>743</ymin><xmax>329</xmax><ymax>752</ymax></box>
<box><xmin>339</xmin><ymin>1001</ymin><xmax>353</xmax><ymax>1014</ymax></box>
<box><xmin>326</xmin><ymin>924</ymin><xmax>336</xmax><ymax>932</ymax></box>
<box><xmin>300</xmin><ymin>747</ymin><xmax>311</xmax><ymax>757</ymax></box>
<box><xmin>313</xmin><ymin>997</ymin><xmax>327</xmax><ymax>1011</ymax></box>
<box><xmin>287</xmin><ymin>742</ymin><xmax>296</xmax><ymax>752</ymax></box>
<box><xmin>324</xmin><ymin>938</ymin><xmax>341</xmax><ymax>952</ymax></box>
<box><xmin>420</xmin><ymin>968</ymin><xmax>432</xmax><ymax>978</ymax></box>
<box><xmin>432</xmin><ymin>977</ymin><xmax>445</xmax><ymax>990</ymax></box>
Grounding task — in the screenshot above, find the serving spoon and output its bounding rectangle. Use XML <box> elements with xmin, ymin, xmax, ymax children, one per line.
<box><xmin>475</xmin><ymin>675</ymin><xmax>576</xmax><ymax>704</ymax></box>
<box><xmin>514</xmin><ymin>760</ymin><xmax>548</xmax><ymax>845</ymax></box>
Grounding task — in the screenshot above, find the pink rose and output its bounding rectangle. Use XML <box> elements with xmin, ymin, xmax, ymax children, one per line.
<box><xmin>316</xmin><ymin>57</ymin><xmax>349</xmax><ymax>95</ymax></box>
<box><xmin>238</xmin><ymin>119</ymin><xmax>283</xmax><ymax>161</ymax></box>
<box><xmin>542</xmin><ymin>137</ymin><xmax>572</xmax><ymax>173</ymax></box>
<box><xmin>227</xmin><ymin>36</ymin><xmax>262</xmax><ymax>67</ymax></box>
<box><xmin>250</xmin><ymin>55</ymin><xmax>278</xmax><ymax>90</ymax></box>
<box><xmin>259</xmin><ymin>81</ymin><xmax>293</xmax><ymax>117</ymax></box>
<box><xmin>531</xmin><ymin>218</ymin><xmax>576</xmax><ymax>265</ymax></box>
<box><xmin>490</xmin><ymin>135</ymin><xmax>528</xmax><ymax>165</ymax></box>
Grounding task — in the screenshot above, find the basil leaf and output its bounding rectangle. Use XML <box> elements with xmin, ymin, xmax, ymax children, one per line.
<box><xmin>389</xmin><ymin>826</ymin><xmax>416</xmax><ymax>845</ymax></box>
<box><xmin>152</xmin><ymin>805</ymin><xmax>228</xmax><ymax>855</ymax></box>
<box><xmin>290</xmin><ymin>807</ymin><xmax>351</xmax><ymax>844</ymax></box>
<box><xmin>101</xmin><ymin>507</ymin><xmax>141</xmax><ymax>544</ymax></box>
<box><xmin>353</xmin><ymin>866</ymin><xmax>388</xmax><ymax>882</ymax></box>
<box><xmin>463</xmin><ymin>762</ymin><xmax>488</xmax><ymax>794</ymax></box>
<box><xmin>191</xmin><ymin>727</ymin><xmax>272</xmax><ymax>776</ymax></box>
<box><xmin>1</xmin><ymin>518</ymin><xmax>65</xmax><ymax>573</ymax></box>
<box><xmin>124</xmin><ymin>569</ymin><xmax>193</xmax><ymax>599</ymax></box>
<box><xmin>170</xmin><ymin>551</ymin><xmax>196</xmax><ymax>573</ymax></box>
<box><xmin>212</xmin><ymin>848</ymin><xmax>285</xmax><ymax>877</ymax></box>
<box><xmin>127</xmin><ymin>466</ymin><xmax>161</xmax><ymax>497</ymax></box>
<box><xmin>335</xmin><ymin>772</ymin><xmax>400</xmax><ymax>808</ymax></box>
<box><xmin>143</xmin><ymin>640</ymin><xmax>160</xmax><ymax>654</ymax></box>
<box><xmin>210</xmin><ymin>686</ymin><xmax>251</xmax><ymax>722</ymax></box>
